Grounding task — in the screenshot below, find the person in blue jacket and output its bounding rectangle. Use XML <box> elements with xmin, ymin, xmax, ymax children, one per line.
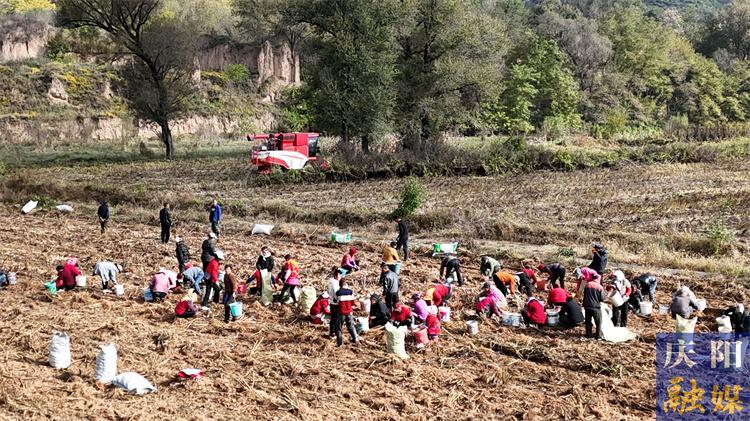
<box><xmin>209</xmin><ymin>198</ymin><xmax>222</xmax><ymax>238</ymax></box>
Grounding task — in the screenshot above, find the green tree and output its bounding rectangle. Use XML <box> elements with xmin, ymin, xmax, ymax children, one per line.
<box><xmin>291</xmin><ymin>0</ymin><xmax>397</xmax><ymax>153</ymax></box>
<box><xmin>57</xmin><ymin>0</ymin><xmax>199</xmax><ymax>160</ymax></box>
<box><xmin>395</xmin><ymin>0</ymin><xmax>505</xmax><ymax>149</ymax></box>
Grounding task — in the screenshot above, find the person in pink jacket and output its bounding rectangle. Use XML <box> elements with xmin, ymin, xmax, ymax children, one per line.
<box><xmin>574</xmin><ymin>267</ymin><xmax>601</xmax><ymax>298</ymax></box>
<box><xmin>150</xmin><ymin>270</ymin><xmax>171</xmax><ymax>302</ymax></box>
<box><xmin>279</xmin><ymin>255</ymin><xmax>301</xmax><ymax>304</ymax></box>
<box><xmin>340</xmin><ymin>247</ymin><xmax>360</xmax><ymax>275</ymax></box>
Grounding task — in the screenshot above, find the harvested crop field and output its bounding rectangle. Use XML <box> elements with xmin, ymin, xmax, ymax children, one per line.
<box><xmin>0</xmin><ymin>203</ymin><xmax>740</xmax><ymax>420</ymax></box>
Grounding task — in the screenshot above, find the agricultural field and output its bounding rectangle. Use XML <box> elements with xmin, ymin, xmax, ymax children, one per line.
<box><xmin>0</xmin><ymin>139</ymin><xmax>748</xmax><ymax>419</ymax></box>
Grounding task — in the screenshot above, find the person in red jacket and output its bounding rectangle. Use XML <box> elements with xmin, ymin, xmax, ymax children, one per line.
<box><xmin>425</xmin><ymin>308</ymin><xmax>441</xmax><ymax>341</ymax></box>
<box><xmin>58</xmin><ymin>260</ymin><xmax>81</xmax><ymax>291</ymax></box>
<box><xmin>546</xmin><ymin>282</ymin><xmax>570</xmax><ymax>307</ymax></box>
<box><xmin>428</xmin><ymin>281</ymin><xmax>452</xmax><ymax>307</ymax></box>
<box><xmin>201</xmin><ymin>250</ymin><xmax>224</xmax><ymax>309</ymax></box>
<box><xmin>390</xmin><ymin>301</ymin><xmax>413</xmax><ymax>328</ymax></box>
<box><xmin>522</xmin><ymin>296</ymin><xmax>547</xmax><ymax>326</ymax></box>
<box><xmin>310</xmin><ymin>292</ymin><xmax>331</xmax><ymax>324</ymax></box>
<box><xmin>175</xmin><ymin>299</ymin><xmax>197</xmax><ymax>318</ymax></box>
<box><xmin>522</xmin><ymin>262</ymin><xmax>542</xmax><ymax>291</ymax></box>
<box><xmin>334</xmin><ymin>280</ymin><xmax>357</xmax><ymax>347</ymax></box>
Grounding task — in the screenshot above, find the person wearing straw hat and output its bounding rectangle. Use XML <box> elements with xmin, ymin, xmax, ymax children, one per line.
<box><xmin>92</xmin><ymin>261</ymin><xmax>122</xmax><ymax>292</ymax></box>
<box><xmin>201</xmin><ymin>250</ymin><xmax>224</xmax><ymax>309</ymax></box>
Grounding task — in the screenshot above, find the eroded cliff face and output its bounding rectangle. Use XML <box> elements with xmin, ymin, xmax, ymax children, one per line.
<box><xmin>0</xmin><ymin>113</ymin><xmax>277</xmax><ymax>145</ymax></box>
<box><xmin>0</xmin><ymin>13</ymin><xmax>55</xmax><ymax>62</ymax></box>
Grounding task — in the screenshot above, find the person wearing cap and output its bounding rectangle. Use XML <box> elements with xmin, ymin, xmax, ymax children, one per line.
<box><xmin>340</xmin><ymin>246</ymin><xmax>360</xmax><ymax>275</ymax></box>
<box><xmin>201</xmin><ymin>232</ymin><xmax>218</xmax><ymax>271</ymax></box>
<box><xmin>538</xmin><ymin>262</ymin><xmax>566</xmax><ymax>289</ymax></box>
<box><xmin>150</xmin><ymin>269</ymin><xmax>171</xmax><ymax>302</ymax></box>
<box><xmin>522</xmin><ymin>296</ymin><xmax>547</xmax><ymax>327</ymax></box>
<box><xmin>380</xmin><ymin>263</ymin><xmax>399</xmax><ymax>311</ymax></box>
<box><xmin>411</xmin><ymin>292</ymin><xmax>429</xmax><ymax>323</ymax></box>
<box><xmin>480</xmin><ymin>256</ymin><xmax>502</xmax><ymax>277</ymax></box>
<box><xmin>201</xmin><ymin>250</ymin><xmax>224</xmax><ymax>308</ymax></box>
<box><xmin>607</xmin><ymin>269</ymin><xmax>632</xmax><ymax>327</ymax></box>
<box><xmin>209</xmin><ymin>197</ymin><xmax>222</xmax><ymax>238</ymax></box>
<box><xmin>327</xmin><ymin>268</ymin><xmax>342</xmax><ymax>336</ymax></box>
<box><xmin>335</xmin><ymin>279</ymin><xmax>358</xmax><ymax>346</ymax></box>
<box><xmin>382</xmin><ymin>242</ymin><xmax>400</xmax><ymax>272</ymax></box>
<box><xmin>546</xmin><ymin>281</ymin><xmax>570</xmax><ymax>306</ymax></box>
<box><xmin>440</xmin><ymin>256</ymin><xmax>463</xmax><ymax>286</ymax></box>
<box><xmin>588</xmin><ymin>243</ymin><xmax>608</xmax><ymax>275</ymax></box>
<box><xmin>279</xmin><ymin>254</ymin><xmax>301</xmax><ymax>304</ymax></box>
<box><xmin>310</xmin><ymin>292</ymin><xmax>331</xmax><ymax>325</ymax></box>
<box><xmin>92</xmin><ymin>261</ymin><xmax>122</xmax><ymax>291</ymax></box>
<box><xmin>574</xmin><ymin>267</ymin><xmax>601</xmax><ymax>298</ymax></box>
<box><xmin>369</xmin><ymin>294</ymin><xmax>390</xmax><ymax>328</ymax></box>
<box><xmin>583</xmin><ymin>273</ymin><xmax>606</xmax><ymax>339</ymax></box>
<box><xmin>181</xmin><ymin>263</ymin><xmax>204</xmax><ymax>296</ymax></box>
<box><xmin>159</xmin><ymin>202</ymin><xmax>173</xmax><ymax>244</ymax></box>
<box><xmin>175</xmin><ymin>237</ymin><xmax>191</xmax><ymax>273</ymax></box>
<box><xmin>222</xmin><ymin>264</ymin><xmax>238</xmax><ymax>323</ymax></box>
<box><xmin>390</xmin><ymin>300</ymin><xmax>413</xmax><ymax>328</ymax></box>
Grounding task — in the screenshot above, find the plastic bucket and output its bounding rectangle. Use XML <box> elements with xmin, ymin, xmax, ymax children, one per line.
<box><xmin>8</xmin><ymin>273</ymin><xmax>16</xmax><ymax>285</ymax></box>
<box><xmin>716</xmin><ymin>315</ymin><xmax>732</xmax><ymax>330</ymax></box>
<box><xmin>393</xmin><ymin>262</ymin><xmax>401</xmax><ymax>274</ymax></box>
<box><xmin>114</xmin><ymin>284</ymin><xmax>125</xmax><ymax>296</ymax></box>
<box><xmin>659</xmin><ymin>304</ymin><xmax>670</xmax><ymax>315</ymax></box>
<box><xmin>438</xmin><ymin>306</ymin><xmax>451</xmax><ymax>322</ymax></box>
<box><xmin>229</xmin><ymin>302</ymin><xmax>243</xmax><ymax>318</ymax></box>
<box><xmin>143</xmin><ymin>288</ymin><xmax>153</xmax><ymax>302</ymax></box>
<box><xmin>356</xmin><ymin>316</ymin><xmax>369</xmax><ymax>334</ymax></box>
<box><xmin>546</xmin><ymin>309</ymin><xmax>560</xmax><ymax>327</ymax></box>
<box><xmin>502</xmin><ymin>313</ymin><xmax>522</xmax><ymax>327</ymax></box>
<box><xmin>696</xmin><ymin>299</ymin><xmax>707</xmax><ymax>312</ymax></box>
<box><xmin>360</xmin><ymin>298</ymin><xmax>371</xmax><ymax>314</ymax></box>
<box><xmin>44</xmin><ymin>281</ymin><xmax>57</xmax><ymax>295</ymax></box>
<box><xmin>75</xmin><ymin>275</ymin><xmax>87</xmax><ymax>287</ymax></box>
<box><xmin>640</xmin><ymin>301</ymin><xmax>653</xmax><ymax>316</ymax></box>
<box><xmin>236</xmin><ymin>283</ymin><xmax>247</xmax><ymax>295</ymax></box>
<box><xmin>466</xmin><ymin>320</ymin><xmax>479</xmax><ymax>335</ymax></box>
<box><xmin>414</xmin><ymin>327</ymin><xmax>429</xmax><ymax>345</ymax></box>
<box><xmin>610</xmin><ymin>292</ymin><xmax>626</xmax><ymax>307</ymax></box>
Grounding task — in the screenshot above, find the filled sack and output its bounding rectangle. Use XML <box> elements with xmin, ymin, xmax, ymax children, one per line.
<box><xmin>21</xmin><ymin>200</ymin><xmax>38</xmax><ymax>214</ymax></box>
<box><xmin>260</xmin><ymin>270</ymin><xmax>273</xmax><ymax>306</ymax></box>
<box><xmin>251</xmin><ymin>224</ymin><xmax>274</xmax><ymax>235</ymax></box>
<box><xmin>299</xmin><ymin>286</ymin><xmax>317</xmax><ymax>314</ymax></box>
<box><xmin>49</xmin><ymin>331</ymin><xmax>71</xmax><ymax>369</ymax></box>
<box><xmin>331</xmin><ymin>232</ymin><xmax>352</xmax><ymax>243</ymax></box>
<box><xmin>385</xmin><ymin>322</ymin><xmax>409</xmax><ymax>360</ymax></box>
<box><xmin>676</xmin><ymin>314</ymin><xmax>697</xmax><ymax>333</ymax></box>
<box><xmin>112</xmin><ymin>372</ymin><xmax>157</xmax><ymax>395</ymax></box>
<box><xmin>432</xmin><ymin>242</ymin><xmax>458</xmax><ymax>255</ymax></box>
<box><xmin>94</xmin><ymin>344</ymin><xmax>118</xmax><ymax>383</ymax></box>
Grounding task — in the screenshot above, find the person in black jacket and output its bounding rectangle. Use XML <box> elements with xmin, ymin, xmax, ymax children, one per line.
<box><xmin>175</xmin><ymin>237</ymin><xmax>191</xmax><ymax>273</ymax></box>
<box><xmin>538</xmin><ymin>263</ymin><xmax>566</xmax><ymax>289</ymax></box>
<box><xmin>201</xmin><ymin>232</ymin><xmax>218</xmax><ymax>271</ymax></box>
<box><xmin>395</xmin><ymin>217</ymin><xmax>409</xmax><ymax>260</ymax></box>
<box><xmin>588</xmin><ymin>243</ymin><xmax>608</xmax><ymax>275</ymax></box>
<box><xmin>97</xmin><ymin>200</ymin><xmax>110</xmax><ymax>234</ymax></box>
<box><xmin>559</xmin><ymin>297</ymin><xmax>584</xmax><ymax>329</ymax></box>
<box><xmin>369</xmin><ymin>294</ymin><xmax>391</xmax><ymax>328</ymax></box>
<box><xmin>159</xmin><ymin>203</ymin><xmax>173</xmax><ymax>244</ymax></box>
<box><xmin>249</xmin><ymin>246</ymin><xmax>275</xmax><ymax>295</ymax></box>
<box><xmin>583</xmin><ymin>279</ymin><xmax>606</xmax><ymax>339</ymax></box>
<box><xmin>440</xmin><ymin>256</ymin><xmax>463</xmax><ymax>286</ymax></box>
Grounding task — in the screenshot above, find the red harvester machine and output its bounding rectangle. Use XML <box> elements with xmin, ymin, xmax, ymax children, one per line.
<box><xmin>247</xmin><ymin>132</ymin><xmax>320</xmax><ymax>173</ymax></box>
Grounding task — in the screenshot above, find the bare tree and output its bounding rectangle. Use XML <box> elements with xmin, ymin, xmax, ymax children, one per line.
<box><xmin>57</xmin><ymin>0</ymin><xmax>198</xmax><ymax>159</ymax></box>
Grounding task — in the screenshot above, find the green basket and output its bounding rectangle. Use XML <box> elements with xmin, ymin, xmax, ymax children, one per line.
<box><xmin>331</xmin><ymin>232</ymin><xmax>352</xmax><ymax>243</ymax></box>
<box><xmin>432</xmin><ymin>242</ymin><xmax>459</xmax><ymax>254</ymax></box>
<box><xmin>44</xmin><ymin>281</ymin><xmax>57</xmax><ymax>295</ymax></box>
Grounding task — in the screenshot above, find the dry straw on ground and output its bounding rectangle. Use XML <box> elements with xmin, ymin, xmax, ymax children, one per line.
<box><xmin>0</xmin><ymin>207</ymin><xmax>734</xmax><ymax>419</ymax></box>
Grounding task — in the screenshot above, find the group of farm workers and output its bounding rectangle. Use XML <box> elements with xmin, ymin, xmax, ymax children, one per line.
<box><xmin>44</xmin><ymin>204</ymin><xmax>736</xmax><ymax>349</ymax></box>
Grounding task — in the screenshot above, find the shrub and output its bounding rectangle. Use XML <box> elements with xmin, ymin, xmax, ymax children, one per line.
<box><xmin>392</xmin><ymin>177</ymin><xmax>426</xmax><ymax>219</ymax></box>
<box><xmin>708</xmin><ymin>203</ymin><xmax>735</xmax><ymax>255</ymax></box>
<box><xmin>224</xmin><ymin>64</ymin><xmax>252</xmax><ymax>88</ymax></box>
